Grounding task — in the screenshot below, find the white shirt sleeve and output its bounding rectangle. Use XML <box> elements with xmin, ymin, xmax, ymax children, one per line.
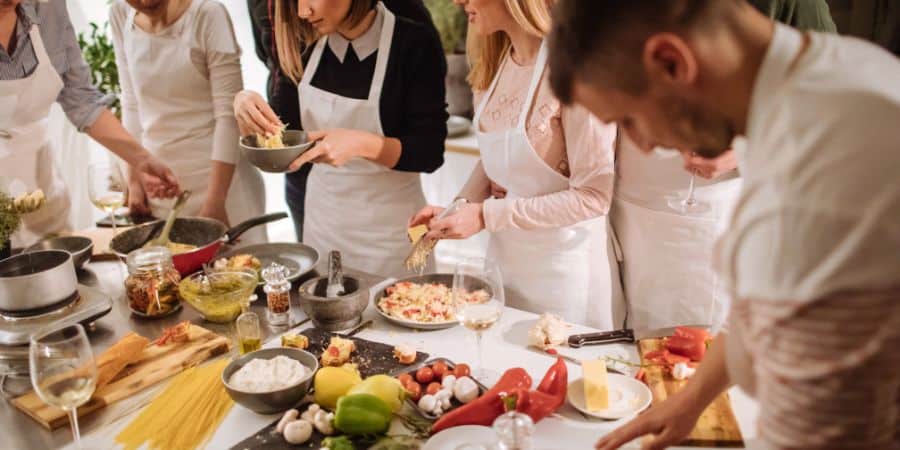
<box><xmin>194</xmin><ymin>0</ymin><xmax>243</xmax><ymax>165</ymax></box>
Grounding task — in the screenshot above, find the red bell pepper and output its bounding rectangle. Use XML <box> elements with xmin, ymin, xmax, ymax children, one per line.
<box><xmin>510</xmin><ymin>358</ymin><xmax>568</xmax><ymax>424</ymax></box>
<box><xmin>664</xmin><ymin>335</ymin><xmax>706</xmax><ymax>361</ymax></box>
<box><xmin>430</xmin><ymin>367</ymin><xmax>532</xmax><ymax>434</ymax></box>
<box><xmin>674</xmin><ymin>326</ymin><xmax>710</xmax><ymax>343</ymax></box>
<box><xmin>536</xmin><ymin>357</ymin><xmax>567</xmax><ymax>396</ymax></box>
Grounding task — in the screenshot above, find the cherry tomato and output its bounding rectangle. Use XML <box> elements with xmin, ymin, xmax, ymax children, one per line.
<box><xmin>431</xmin><ymin>361</ymin><xmax>449</xmax><ymax>379</ymax></box>
<box><xmin>397</xmin><ymin>373</ymin><xmax>413</xmax><ymax>386</ymax></box>
<box><xmin>454</xmin><ymin>363</ymin><xmax>471</xmax><ymax>378</ymax></box>
<box><xmin>405</xmin><ymin>381</ymin><xmax>422</xmax><ymax>401</ymax></box>
<box><xmin>416</xmin><ymin>367</ymin><xmax>435</xmax><ymax>384</ymax></box>
<box><xmin>426</xmin><ymin>382</ymin><xmax>442</xmax><ymax>395</ymax></box>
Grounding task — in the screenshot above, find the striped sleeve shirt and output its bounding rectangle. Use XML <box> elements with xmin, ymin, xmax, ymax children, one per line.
<box><xmin>0</xmin><ymin>1</ymin><xmax>109</xmax><ymax>131</ymax></box>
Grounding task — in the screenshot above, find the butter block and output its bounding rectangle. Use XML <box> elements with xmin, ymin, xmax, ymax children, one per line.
<box><xmin>582</xmin><ymin>359</ymin><xmax>609</xmax><ymax>411</ymax></box>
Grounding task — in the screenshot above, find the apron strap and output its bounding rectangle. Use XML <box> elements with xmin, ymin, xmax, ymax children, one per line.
<box><xmin>367</xmin><ymin>2</ymin><xmax>395</xmax><ymax>102</ymax></box>
<box><xmin>300</xmin><ymin>37</ymin><xmax>328</xmax><ymax>87</ymax></box>
<box><xmin>516</xmin><ymin>40</ymin><xmax>548</xmax><ymax>130</ymax></box>
<box><xmin>27</xmin><ymin>25</ymin><xmax>52</xmax><ymax>66</ymax></box>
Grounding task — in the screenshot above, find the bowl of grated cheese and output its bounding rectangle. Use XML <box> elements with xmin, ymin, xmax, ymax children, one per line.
<box><xmin>222</xmin><ymin>347</ymin><xmax>319</xmax><ymax>414</ymax></box>
<box><xmin>239</xmin><ymin>130</ymin><xmax>320</xmax><ymax>173</ymax></box>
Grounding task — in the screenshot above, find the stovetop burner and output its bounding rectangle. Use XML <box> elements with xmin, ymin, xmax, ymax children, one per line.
<box><xmin>0</xmin><ymin>285</ymin><xmax>112</xmax><ymax>348</ymax></box>
<box><xmin>0</xmin><ymin>292</ymin><xmax>82</xmax><ymax>321</ymax></box>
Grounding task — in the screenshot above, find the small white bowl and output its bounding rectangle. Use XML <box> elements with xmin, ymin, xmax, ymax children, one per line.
<box><xmin>567</xmin><ymin>374</ymin><xmax>652</xmax><ymax>420</ymax></box>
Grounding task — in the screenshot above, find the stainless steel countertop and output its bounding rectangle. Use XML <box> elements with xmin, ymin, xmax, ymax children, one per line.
<box><xmin>0</xmin><ymin>258</ymin><xmax>383</xmax><ymax>450</ymax></box>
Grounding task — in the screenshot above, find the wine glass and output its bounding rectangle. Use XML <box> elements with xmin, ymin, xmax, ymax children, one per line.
<box><xmin>667</xmin><ymin>171</ymin><xmax>710</xmax><ymax>215</ymax></box>
<box><xmin>29</xmin><ymin>323</ymin><xmax>97</xmax><ymax>449</ymax></box>
<box><xmin>453</xmin><ymin>257</ymin><xmax>504</xmax><ymax>383</ymax></box>
<box><xmin>87</xmin><ymin>163</ymin><xmax>127</xmax><ymax>241</ymax></box>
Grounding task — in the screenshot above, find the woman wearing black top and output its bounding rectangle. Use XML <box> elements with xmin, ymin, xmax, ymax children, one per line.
<box><xmin>244</xmin><ymin>0</ymin><xmax>439</xmax><ymax>241</ymax></box>
<box><xmin>234</xmin><ymin>0</ymin><xmax>447</xmax><ymax>277</ymax></box>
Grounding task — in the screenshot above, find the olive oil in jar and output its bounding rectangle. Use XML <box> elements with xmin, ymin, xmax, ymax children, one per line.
<box><xmin>239</xmin><ymin>337</ymin><xmax>262</xmax><ymax>354</ymax></box>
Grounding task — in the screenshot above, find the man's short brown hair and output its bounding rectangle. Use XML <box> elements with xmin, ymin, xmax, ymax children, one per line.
<box><xmin>548</xmin><ymin>0</ymin><xmax>731</xmax><ymax>103</ymax></box>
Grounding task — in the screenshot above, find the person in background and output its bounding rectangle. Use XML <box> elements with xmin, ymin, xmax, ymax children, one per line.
<box><xmin>609</xmin><ymin>0</ymin><xmax>836</xmax><ymax>333</ymax></box>
<box><xmin>235</xmin><ymin>0</ymin><xmax>447</xmax><ymax>277</ymax></box>
<box><xmin>245</xmin><ymin>0</ymin><xmax>438</xmax><ymax>241</ymax></box>
<box><xmin>110</xmin><ymin>0</ymin><xmax>267</xmax><ymax>242</ymax></box>
<box><xmin>410</xmin><ymin>0</ymin><xmax>624</xmax><ymax>329</ymax></box>
<box><xmin>0</xmin><ymin>0</ymin><xmax>179</xmax><ymax>248</ymax></box>
<box><xmin>548</xmin><ymin>0</ymin><xmax>900</xmax><ymax>448</ymax></box>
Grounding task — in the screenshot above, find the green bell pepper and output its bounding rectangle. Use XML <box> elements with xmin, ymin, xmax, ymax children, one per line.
<box><xmin>333</xmin><ymin>393</ymin><xmax>393</xmax><ymax>436</ymax></box>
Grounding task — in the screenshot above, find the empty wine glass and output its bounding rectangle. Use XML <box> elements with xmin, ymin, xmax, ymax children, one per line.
<box><xmin>87</xmin><ymin>163</ymin><xmax>127</xmax><ymax>241</ymax></box>
<box><xmin>29</xmin><ymin>323</ymin><xmax>97</xmax><ymax>449</ymax></box>
<box><xmin>667</xmin><ymin>171</ymin><xmax>710</xmax><ymax>215</ymax></box>
<box><xmin>453</xmin><ymin>257</ymin><xmax>504</xmax><ymax>383</ymax></box>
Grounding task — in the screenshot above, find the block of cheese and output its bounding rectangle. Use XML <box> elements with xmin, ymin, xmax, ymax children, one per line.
<box><xmin>582</xmin><ymin>359</ymin><xmax>609</xmax><ymax>411</ymax></box>
<box><xmin>408</xmin><ymin>224</ymin><xmax>428</xmax><ymax>243</ymax></box>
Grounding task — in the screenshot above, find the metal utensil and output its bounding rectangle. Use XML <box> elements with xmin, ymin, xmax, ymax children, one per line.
<box><xmin>341</xmin><ymin>319</ymin><xmax>373</xmax><ymax>337</ymax></box>
<box><xmin>146</xmin><ymin>190</ymin><xmax>191</xmax><ymax>248</ymax></box>
<box><xmin>567</xmin><ymin>324</ymin><xmax>710</xmax><ymax>348</ymax></box>
<box><xmin>404</xmin><ymin>198</ymin><xmax>468</xmax><ymax>272</ymax></box>
<box><xmin>526</xmin><ymin>346</ymin><xmax>624</xmax><ymax>375</ymax></box>
<box><xmin>326</xmin><ymin>251</ymin><xmax>344</xmax><ymax>297</ymax></box>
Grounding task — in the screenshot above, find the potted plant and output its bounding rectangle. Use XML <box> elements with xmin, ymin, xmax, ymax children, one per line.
<box><xmin>0</xmin><ymin>190</ymin><xmax>48</xmax><ymax>260</ymax></box>
<box><xmin>424</xmin><ymin>0</ymin><xmax>471</xmax><ymax>117</ymax></box>
<box><xmin>78</xmin><ymin>22</ymin><xmax>121</xmax><ymax>117</ymax></box>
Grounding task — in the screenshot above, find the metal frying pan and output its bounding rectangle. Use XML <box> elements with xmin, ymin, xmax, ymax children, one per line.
<box><xmin>110</xmin><ymin>212</ymin><xmax>288</xmax><ymax>276</ymax></box>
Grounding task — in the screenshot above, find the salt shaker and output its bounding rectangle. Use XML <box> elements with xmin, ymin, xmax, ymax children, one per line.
<box><xmin>262</xmin><ymin>263</ymin><xmax>292</xmax><ymax>327</ymax></box>
<box><xmin>492</xmin><ymin>411</ymin><xmax>535</xmax><ymax>450</ymax></box>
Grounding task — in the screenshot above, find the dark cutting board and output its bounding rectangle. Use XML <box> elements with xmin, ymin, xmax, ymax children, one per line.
<box><xmin>299</xmin><ymin>327</ymin><xmax>428</xmax><ymax>377</ymax></box>
<box><xmin>231</xmin><ymin>330</ymin><xmax>429</xmax><ymax>450</ymax></box>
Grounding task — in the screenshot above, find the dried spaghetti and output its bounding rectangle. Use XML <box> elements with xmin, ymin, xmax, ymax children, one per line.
<box><xmin>115</xmin><ymin>359</ymin><xmax>233</xmax><ymax>450</ymax></box>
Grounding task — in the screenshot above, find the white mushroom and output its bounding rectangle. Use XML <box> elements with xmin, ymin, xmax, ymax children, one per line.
<box><xmin>436</xmin><ymin>388</ymin><xmax>453</xmax><ymax>409</ymax></box>
<box><xmin>453</xmin><ymin>376</ymin><xmax>479</xmax><ymax>404</ymax></box>
<box><xmin>301</xmin><ymin>403</ymin><xmax>321</xmax><ymax>423</ymax></box>
<box><xmin>313</xmin><ymin>410</ymin><xmax>335</xmax><ymax>436</ymax></box>
<box><xmin>418</xmin><ymin>394</ymin><xmax>437</xmax><ymax>412</ymax></box>
<box><xmin>441</xmin><ymin>374</ymin><xmax>457</xmax><ymax>391</ymax></box>
<box><xmin>276</xmin><ymin>409</ymin><xmax>299</xmax><ymax>433</ymax></box>
<box><xmin>283</xmin><ymin>420</ymin><xmax>313</xmax><ymax>445</ymax></box>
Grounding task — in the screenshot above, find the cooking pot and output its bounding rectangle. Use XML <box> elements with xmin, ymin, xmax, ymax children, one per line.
<box><xmin>0</xmin><ymin>250</ymin><xmax>78</xmax><ymax>314</ymax></box>
<box><xmin>110</xmin><ymin>213</ymin><xmax>288</xmax><ymax>276</ymax></box>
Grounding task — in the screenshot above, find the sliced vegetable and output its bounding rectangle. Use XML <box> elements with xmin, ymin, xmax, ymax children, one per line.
<box><xmin>665</xmin><ymin>335</ymin><xmax>706</xmax><ymax>361</ymax></box>
<box><xmin>674</xmin><ymin>326</ymin><xmax>710</xmax><ymax>343</ymax></box>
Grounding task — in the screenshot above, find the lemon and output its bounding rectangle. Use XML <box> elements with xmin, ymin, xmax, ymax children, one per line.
<box><xmin>314</xmin><ymin>364</ymin><xmax>362</xmax><ymax>410</ymax></box>
<box><xmin>346</xmin><ymin>374</ymin><xmax>406</xmax><ymax>413</ymax></box>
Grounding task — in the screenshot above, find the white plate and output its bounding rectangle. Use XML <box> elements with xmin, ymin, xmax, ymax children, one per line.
<box><xmin>373</xmin><ymin>302</ymin><xmax>458</xmax><ymax>330</ymax></box>
<box><xmin>423</xmin><ymin>425</ymin><xmax>497</xmax><ymax>450</ymax></box>
<box><xmin>447</xmin><ymin>116</ymin><xmax>472</xmax><ymax>138</ymax></box>
<box><xmin>567</xmin><ymin>374</ymin><xmax>652</xmax><ymax>420</ymax></box>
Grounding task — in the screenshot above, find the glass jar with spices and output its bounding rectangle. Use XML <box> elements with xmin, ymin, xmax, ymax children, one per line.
<box><xmin>125</xmin><ymin>246</ymin><xmax>182</xmax><ymax>318</ymax></box>
<box><xmin>262</xmin><ymin>263</ymin><xmax>292</xmax><ymax>327</ymax></box>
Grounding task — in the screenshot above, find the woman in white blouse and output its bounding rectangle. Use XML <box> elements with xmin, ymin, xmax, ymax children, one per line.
<box><xmin>110</xmin><ymin>0</ymin><xmax>266</xmax><ymax>239</ymax></box>
<box><xmin>410</xmin><ymin>0</ymin><xmax>624</xmax><ymax>329</ymax></box>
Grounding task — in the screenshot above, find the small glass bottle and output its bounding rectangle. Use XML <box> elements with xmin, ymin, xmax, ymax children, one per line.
<box><xmin>235</xmin><ymin>303</ymin><xmax>262</xmax><ymax>355</ymax></box>
<box><xmin>124</xmin><ymin>246</ymin><xmax>181</xmax><ymax>318</ymax></box>
<box><xmin>262</xmin><ymin>263</ymin><xmax>292</xmax><ymax>327</ymax></box>
<box><xmin>492</xmin><ymin>411</ymin><xmax>535</xmax><ymax>450</ymax></box>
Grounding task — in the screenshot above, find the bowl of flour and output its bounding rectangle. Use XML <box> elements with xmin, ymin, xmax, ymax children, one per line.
<box><xmin>222</xmin><ymin>347</ymin><xmax>319</xmax><ymax>414</ymax></box>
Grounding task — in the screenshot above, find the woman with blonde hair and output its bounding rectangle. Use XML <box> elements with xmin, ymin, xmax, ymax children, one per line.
<box><xmin>234</xmin><ymin>0</ymin><xmax>447</xmax><ymax>277</ymax></box>
<box><xmin>410</xmin><ymin>0</ymin><xmax>624</xmax><ymax>328</ymax></box>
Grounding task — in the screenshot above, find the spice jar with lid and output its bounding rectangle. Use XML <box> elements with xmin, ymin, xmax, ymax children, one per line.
<box><xmin>125</xmin><ymin>246</ymin><xmax>182</xmax><ymax>318</ymax></box>
<box><xmin>262</xmin><ymin>263</ymin><xmax>292</xmax><ymax>327</ymax></box>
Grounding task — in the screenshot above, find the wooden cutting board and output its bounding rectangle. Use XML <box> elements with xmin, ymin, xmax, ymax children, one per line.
<box><xmin>12</xmin><ymin>325</ymin><xmax>231</xmax><ymax>430</ymax></box>
<box><xmin>638</xmin><ymin>339</ymin><xmax>743</xmax><ymax>447</ymax></box>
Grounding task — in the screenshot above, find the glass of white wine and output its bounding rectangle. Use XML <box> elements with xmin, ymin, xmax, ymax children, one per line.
<box><xmin>29</xmin><ymin>323</ymin><xmax>97</xmax><ymax>449</ymax></box>
<box><xmin>88</xmin><ymin>163</ymin><xmax>127</xmax><ymax>242</ymax></box>
<box><xmin>453</xmin><ymin>257</ymin><xmax>504</xmax><ymax>383</ymax></box>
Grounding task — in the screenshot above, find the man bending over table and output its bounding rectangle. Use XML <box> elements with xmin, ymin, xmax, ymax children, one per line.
<box><xmin>547</xmin><ymin>0</ymin><xmax>900</xmax><ymax>448</ymax></box>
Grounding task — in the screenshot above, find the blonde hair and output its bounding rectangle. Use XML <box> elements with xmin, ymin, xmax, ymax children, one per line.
<box><xmin>467</xmin><ymin>0</ymin><xmax>553</xmax><ymax>91</ymax></box>
<box><xmin>274</xmin><ymin>0</ymin><xmax>377</xmax><ymax>83</ymax></box>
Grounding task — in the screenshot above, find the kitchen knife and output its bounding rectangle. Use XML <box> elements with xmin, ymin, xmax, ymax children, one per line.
<box><xmin>567</xmin><ymin>325</ymin><xmax>710</xmax><ymax>348</ymax></box>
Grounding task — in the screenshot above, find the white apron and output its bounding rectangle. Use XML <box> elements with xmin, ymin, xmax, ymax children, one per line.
<box><xmin>611</xmin><ymin>140</ymin><xmax>741</xmax><ymax>332</ymax></box>
<box><xmin>122</xmin><ymin>0</ymin><xmax>266</xmax><ymax>242</ymax></box>
<box><xmin>0</xmin><ymin>26</ymin><xmax>71</xmax><ymax>248</ymax></box>
<box><xmin>299</xmin><ymin>4</ymin><xmax>428</xmax><ymax>278</ymax></box>
<box><xmin>477</xmin><ymin>42</ymin><xmax>622</xmax><ymax>330</ymax></box>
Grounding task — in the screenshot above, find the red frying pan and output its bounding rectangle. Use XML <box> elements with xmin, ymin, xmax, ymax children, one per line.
<box><xmin>110</xmin><ymin>213</ymin><xmax>288</xmax><ymax>276</ymax></box>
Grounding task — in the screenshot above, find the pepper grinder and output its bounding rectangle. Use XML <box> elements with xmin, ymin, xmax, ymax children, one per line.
<box><xmin>326</xmin><ymin>251</ymin><xmax>345</xmax><ymax>297</ymax></box>
<box><xmin>262</xmin><ymin>262</ymin><xmax>292</xmax><ymax>327</ymax></box>
<box><xmin>492</xmin><ymin>411</ymin><xmax>535</xmax><ymax>450</ymax></box>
